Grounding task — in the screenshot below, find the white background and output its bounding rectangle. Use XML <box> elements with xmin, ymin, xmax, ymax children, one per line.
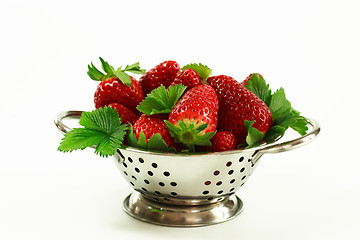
<box><xmin>1</xmin><ymin>0</ymin><xmax>359</xmax><ymax>239</ymax></box>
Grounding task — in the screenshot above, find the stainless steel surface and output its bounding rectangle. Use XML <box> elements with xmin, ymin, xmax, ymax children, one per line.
<box><xmin>55</xmin><ymin>110</ymin><xmax>320</xmax><ymax>227</ymax></box>
<box><xmin>123</xmin><ymin>192</ymin><xmax>243</xmax><ymax>227</ymax></box>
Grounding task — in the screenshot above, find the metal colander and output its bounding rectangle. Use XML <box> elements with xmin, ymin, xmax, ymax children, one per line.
<box><xmin>55</xmin><ymin>110</ymin><xmax>320</xmax><ymax>227</ymax></box>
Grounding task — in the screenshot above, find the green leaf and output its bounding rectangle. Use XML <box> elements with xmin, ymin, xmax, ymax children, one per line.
<box><xmin>164</xmin><ymin>120</ymin><xmax>215</xmax><ymax>152</ymax></box>
<box><xmin>244</xmin><ymin>120</ymin><xmax>264</xmax><ymax>148</ymax></box>
<box><xmin>87</xmin><ymin>58</ymin><xmax>145</xmax><ymax>87</ymax></box>
<box><xmin>126</xmin><ymin>125</ymin><xmax>171</xmax><ymax>152</ymax></box>
<box><xmin>263</xmin><ymin>125</ymin><xmax>286</xmax><ymax>143</ymax></box>
<box><xmin>87</xmin><ymin>63</ymin><xmax>105</xmax><ymax>81</ymax></box>
<box><xmin>167</xmin><ymin>84</ymin><xmax>187</xmax><ymax>108</ymax></box>
<box><xmin>182</xmin><ymin>63</ymin><xmax>212</xmax><ymax>80</ymax></box>
<box><xmin>99</xmin><ymin>57</ymin><xmax>114</xmax><ymax>75</ymax></box>
<box><xmin>124</xmin><ymin>62</ymin><xmax>146</xmax><ymax>75</ymax></box>
<box><xmin>113</xmin><ymin>70</ymin><xmax>132</xmax><ymax>87</ymax></box>
<box><xmin>269</xmin><ymin>88</ymin><xmax>292</xmax><ymax>120</ymax></box>
<box><xmin>244</xmin><ymin>74</ymin><xmax>272</xmax><ymax>106</ymax></box>
<box><xmin>147</xmin><ymin>133</ymin><xmax>170</xmax><ymax>152</ymax></box>
<box><xmin>126</xmin><ymin>124</ymin><xmax>140</xmax><ymax>148</ymax></box>
<box><xmin>137</xmin><ymin>84</ymin><xmax>187</xmax><ymax>115</ymax></box>
<box><xmin>57</xmin><ymin>107</ymin><xmax>129</xmax><ymax>157</ymax></box>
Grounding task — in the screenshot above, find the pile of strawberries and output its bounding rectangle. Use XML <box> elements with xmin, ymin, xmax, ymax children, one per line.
<box><xmin>89</xmin><ymin>59</ymin><xmax>273</xmax><ymax>153</ymax></box>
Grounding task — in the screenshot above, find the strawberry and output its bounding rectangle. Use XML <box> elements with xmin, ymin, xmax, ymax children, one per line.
<box><xmin>165</xmin><ymin>84</ymin><xmax>218</xmax><ymax>151</ymax></box>
<box><xmin>207</xmin><ymin>75</ymin><xmax>272</xmax><ymax>145</ymax></box>
<box><xmin>170</xmin><ymin>63</ymin><xmax>213</xmax><ymax>91</ymax></box>
<box><xmin>108</xmin><ymin>103</ymin><xmax>139</xmax><ymax>125</ymax></box>
<box><xmin>132</xmin><ymin>114</ymin><xmax>178</xmax><ymax>150</ymax></box>
<box><xmin>94</xmin><ymin>76</ymin><xmax>143</xmax><ymax>114</ymax></box>
<box><xmin>170</xmin><ymin>69</ymin><xmax>202</xmax><ymax>90</ymax></box>
<box><xmin>88</xmin><ymin>58</ymin><xmax>145</xmax><ymax>115</ymax></box>
<box><xmin>139</xmin><ymin>60</ymin><xmax>180</xmax><ymax>96</ymax></box>
<box><xmin>209</xmin><ymin>131</ymin><xmax>237</xmax><ymax>152</ymax></box>
<box><xmin>241</xmin><ymin>73</ymin><xmax>262</xmax><ymax>86</ymax></box>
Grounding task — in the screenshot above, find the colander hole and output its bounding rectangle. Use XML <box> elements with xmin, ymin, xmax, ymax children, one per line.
<box><xmin>135</xmin><ymin>167</ymin><xmax>140</xmax><ymax>173</ymax></box>
<box><xmin>147</xmin><ymin>171</ymin><xmax>153</xmax><ymax>176</ymax></box>
<box><xmin>217</xmin><ymin>190</ymin><xmax>223</xmax><ymax>194</ymax></box>
<box><xmin>230</xmin><ymin>179</ymin><xmax>235</xmax><ymax>184</ymax></box>
<box><xmin>202</xmin><ymin>191</ymin><xmax>209</xmax><ymax>195</ymax></box>
<box><xmin>130</xmin><ymin>182</ymin><xmax>134</xmax><ymax>186</ymax></box>
<box><xmin>155</xmin><ymin>191</ymin><xmax>161</xmax><ymax>195</ymax></box>
<box><xmin>239</xmin><ymin>157</ymin><xmax>244</xmax><ymax>162</ymax></box>
<box><xmin>217</xmin><ymin>198</ymin><xmax>223</xmax><ymax>201</ymax></box>
<box><xmin>170</xmin><ymin>182</ymin><xmax>177</xmax><ymax>187</ymax></box>
<box><xmin>242</xmin><ymin>175</ymin><xmax>246</xmax><ymax>180</ymax></box>
<box><xmin>159</xmin><ymin>182</ymin><xmax>165</xmax><ymax>187</ymax></box>
<box><xmin>214</xmin><ymin>170</ymin><xmax>220</xmax><ymax>176</ymax></box>
<box><xmin>142</xmin><ymin>187</ymin><xmax>147</xmax><ymax>192</ymax></box>
<box><xmin>226</xmin><ymin>161</ymin><xmax>232</xmax><ymax>167</ymax></box>
<box><xmin>163</xmin><ymin>198</ymin><xmax>170</xmax><ymax>201</ymax></box>
<box><xmin>207</xmin><ymin>197</ymin><xmax>214</xmax><ymax>201</ymax></box>
<box><xmin>230</xmin><ymin>188</ymin><xmax>235</xmax><ymax>192</ymax></box>
<box><xmin>154</xmin><ymin>198</ymin><xmax>159</xmax><ymax>201</ymax></box>
<box><xmin>131</xmin><ymin>176</ymin><xmax>137</xmax><ymax>180</ymax></box>
<box><xmin>139</xmin><ymin>158</ymin><xmax>144</xmax><ymax>163</ymax></box>
<box><xmin>128</xmin><ymin>157</ymin><xmax>133</xmax><ymax>163</ymax></box>
<box><xmin>123</xmin><ymin>162</ymin><xmax>127</xmax><ymax>168</ymax></box>
<box><xmin>228</xmin><ymin>170</ymin><xmax>234</xmax><ymax>175</ymax></box>
<box><xmin>144</xmin><ymin>179</ymin><xmax>150</xmax><ymax>184</ymax></box>
<box><xmin>240</xmin><ymin>167</ymin><xmax>245</xmax><ymax>172</ymax></box>
<box><xmin>204</xmin><ymin>181</ymin><xmax>211</xmax><ymax>185</ymax></box>
<box><xmin>163</xmin><ymin>171</ymin><xmax>170</xmax><ymax>177</ymax></box>
<box><xmin>151</xmin><ymin>163</ymin><xmax>158</xmax><ymax>168</ymax></box>
<box><xmin>248</xmin><ymin>158</ymin><xmax>252</xmax><ymax>162</ymax></box>
<box><xmin>241</xmin><ymin>183</ymin><xmax>245</xmax><ymax>187</ymax></box>
<box><xmin>123</xmin><ymin>171</ymin><xmax>128</xmax><ymax>176</ymax></box>
<box><xmin>170</xmin><ymin>192</ymin><xmax>177</xmax><ymax>196</ymax></box>
<box><xmin>216</xmin><ymin>181</ymin><xmax>222</xmax><ymax>186</ymax></box>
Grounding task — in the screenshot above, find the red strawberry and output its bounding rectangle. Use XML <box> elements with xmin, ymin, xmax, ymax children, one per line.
<box><xmin>88</xmin><ymin>58</ymin><xmax>145</xmax><ymax>115</ymax></box>
<box><xmin>94</xmin><ymin>76</ymin><xmax>143</xmax><ymax>114</ymax></box>
<box><xmin>170</xmin><ymin>69</ymin><xmax>202</xmax><ymax>90</ymax></box>
<box><xmin>139</xmin><ymin>60</ymin><xmax>180</xmax><ymax>96</ymax></box>
<box><xmin>207</xmin><ymin>75</ymin><xmax>272</xmax><ymax>145</ymax></box>
<box><xmin>242</xmin><ymin>73</ymin><xmax>262</xmax><ymax>86</ymax></box>
<box><xmin>132</xmin><ymin>114</ymin><xmax>178</xmax><ymax>149</ymax></box>
<box><xmin>165</xmin><ymin>84</ymin><xmax>219</xmax><ymax>151</ymax></box>
<box><xmin>108</xmin><ymin>103</ymin><xmax>139</xmax><ymax>125</ymax></box>
<box><xmin>210</xmin><ymin>131</ymin><xmax>237</xmax><ymax>152</ymax></box>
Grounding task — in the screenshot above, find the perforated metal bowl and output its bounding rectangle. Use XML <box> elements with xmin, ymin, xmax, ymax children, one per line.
<box><xmin>55</xmin><ymin>110</ymin><xmax>320</xmax><ymax>227</ymax></box>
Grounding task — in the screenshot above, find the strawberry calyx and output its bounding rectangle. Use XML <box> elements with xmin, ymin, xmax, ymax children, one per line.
<box><xmin>181</xmin><ymin>63</ymin><xmax>212</xmax><ymax>83</ymax></box>
<box><xmin>87</xmin><ymin>57</ymin><xmax>146</xmax><ymax>87</ymax></box>
<box><xmin>164</xmin><ymin>120</ymin><xmax>216</xmax><ymax>152</ymax></box>
<box><xmin>127</xmin><ymin>123</ymin><xmax>175</xmax><ymax>152</ymax></box>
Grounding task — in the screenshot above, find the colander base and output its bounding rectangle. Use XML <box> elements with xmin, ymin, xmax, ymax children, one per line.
<box><xmin>123</xmin><ymin>192</ymin><xmax>243</xmax><ymax>227</ymax></box>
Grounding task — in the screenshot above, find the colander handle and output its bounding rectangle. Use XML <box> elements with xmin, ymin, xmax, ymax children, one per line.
<box><xmin>257</xmin><ymin>117</ymin><xmax>320</xmax><ymax>155</ymax></box>
<box><xmin>54</xmin><ymin>110</ymin><xmax>83</xmax><ymax>135</ymax></box>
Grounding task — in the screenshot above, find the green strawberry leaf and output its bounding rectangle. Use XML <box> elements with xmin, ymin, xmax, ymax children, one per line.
<box><xmin>244</xmin><ymin>120</ymin><xmax>264</xmax><ymax>148</ymax></box>
<box><xmin>88</xmin><ymin>57</ymin><xmax>145</xmax><ymax>87</ymax></box>
<box><xmin>244</xmin><ymin>74</ymin><xmax>272</xmax><ymax>106</ymax></box>
<box><xmin>244</xmin><ymin>74</ymin><xmax>309</xmax><ymax>148</ymax></box>
<box><xmin>137</xmin><ymin>84</ymin><xmax>187</xmax><ymax>115</ymax></box>
<box><xmin>182</xmin><ymin>63</ymin><xmax>212</xmax><ymax>81</ymax></box>
<box><xmin>87</xmin><ymin>62</ymin><xmax>106</xmax><ymax>81</ymax></box>
<box><xmin>113</xmin><ymin>70</ymin><xmax>132</xmax><ymax>87</ymax></box>
<box><xmin>165</xmin><ymin>120</ymin><xmax>216</xmax><ymax>152</ymax></box>
<box><xmin>99</xmin><ymin>57</ymin><xmax>115</xmax><ymax>75</ymax></box>
<box><xmin>126</xmin><ymin>125</ymin><xmax>171</xmax><ymax>152</ymax></box>
<box><xmin>58</xmin><ymin>107</ymin><xmax>129</xmax><ymax>157</ymax></box>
